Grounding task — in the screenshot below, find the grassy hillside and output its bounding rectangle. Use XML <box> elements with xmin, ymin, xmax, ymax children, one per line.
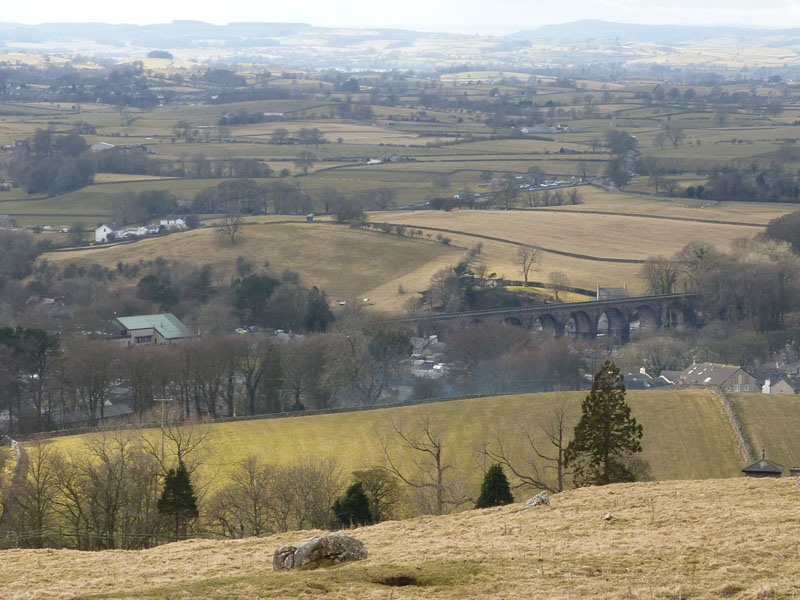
<box><xmin>3</xmin><ymin>477</ymin><xmax>798</xmax><ymax>599</ymax></box>
<box><xmin>47</xmin><ymin>390</ymin><xmax>745</xmax><ymax>491</ymax></box>
<box><xmin>731</xmin><ymin>393</ymin><xmax>800</xmax><ymax>469</ymax></box>
<box><xmin>40</xmin><ymin>222</ymin><xmax>462</xmax><ymax>312</ymax></box>
<box><xmin>368</xmin><ymin>204</ymin><xmax>765</xmax><ymax>292</ymax></box>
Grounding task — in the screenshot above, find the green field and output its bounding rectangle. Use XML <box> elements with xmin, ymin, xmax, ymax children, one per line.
<box><xmin>45</xmin><ymin>390</ymin><xmax>746</xmax><ymax>489</ymax></box>
<box><xmin>731</xmin><ymin>393</ymin><xmax>800</xmax><ymax>469</ymax></box>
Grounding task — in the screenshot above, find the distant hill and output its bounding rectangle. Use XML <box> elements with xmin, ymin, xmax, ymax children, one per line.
<box><xmin>515</xmin><ymin>19</ymin><xmax>799</xmax><ymax>44</ymax></box>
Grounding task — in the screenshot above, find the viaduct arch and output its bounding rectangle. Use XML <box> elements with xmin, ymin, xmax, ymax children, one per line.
<box><xmin>387</xmin><ymin>293</ymin><xmax>699</xmax><ymax>343</ymax></box>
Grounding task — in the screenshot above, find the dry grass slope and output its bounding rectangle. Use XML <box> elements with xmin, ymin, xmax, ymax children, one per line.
<box><xmin>2</xmin><ymin>478</ymin><xmax>798</xmax><ymax>599</ymax></box>
<box><xmin>40</xmin><ymin>223</ymin><xmax>462</xmax><ymax>313</ymax></box>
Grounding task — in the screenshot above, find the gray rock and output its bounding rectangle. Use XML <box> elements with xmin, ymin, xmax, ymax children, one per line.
<box><xmin>525</xmin><ymin>492</ymin><xmax>550</xmax><ymax>507</ymax></box>
<box><xmin>273</xmin><ymin>534</ymin><xmax>368</xmax><ymax>571</ymax></box>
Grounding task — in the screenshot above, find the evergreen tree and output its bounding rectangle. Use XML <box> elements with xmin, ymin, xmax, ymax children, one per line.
<box><xmin>564</xmin><ymin>360</ymin><xmax>644</xmax><ymax>486</ymax></box>
<box><xmin>475</xmin><ymin>463</ymin><xmax>514</xmax><ymax>509</ymax></box>
<box><xmin>332</xmin><ymin>481</ymin><xmax>374</xmax><ymax>528</ymax></box>
<box><xmin>158</xmin><ymin>461</ymin><xmax>199</xmax><ymax>539</ymax></box>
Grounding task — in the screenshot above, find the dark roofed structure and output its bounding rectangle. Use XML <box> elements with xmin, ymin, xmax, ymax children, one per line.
<box><xmin>742</xmin><ymin>450</ymin><xmax>784</xmax><ymax>478</ymax></box>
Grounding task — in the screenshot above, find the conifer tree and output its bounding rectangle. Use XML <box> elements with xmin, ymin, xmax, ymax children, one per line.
<box><xmin>332</xmin><ymin>481</ymin><xmax>374</xmax><ymax>528</ymax></box>
<box><xmin>564</xmin><ymin>360</ymin><xmax>643</xmax><ymax>486</ymax></box>
<box><xmin>475</xmin><ymin>463</ymin><xmax>514</xmax><ymax>508</ymax></box>
<box><xmin>158</xmin><ymin>460</ymin><xmax>199</xmax><ymax>539</ymax></box>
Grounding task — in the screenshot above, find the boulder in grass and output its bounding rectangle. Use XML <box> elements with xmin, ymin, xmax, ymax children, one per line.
<box><xmin>273</xmin><ymin>534</ymin><xmax>368</xmax><ymax>571</ymax></box>
<box><xmin>525</xmin><ymin>492</ymin><xmax>550</xmax><ymax>507</ymax></box>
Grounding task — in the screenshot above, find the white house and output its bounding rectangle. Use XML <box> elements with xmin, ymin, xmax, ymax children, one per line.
<box><xmin>89</xmin><ymin>142</ymin><xmax>115</xmax><ymax>152</ymax></box>
<box><xmin>95</xmin><ymin>224</ymin><xmax>117</xmax><ymax>243</ymax></box>
<box><xmin>160</xmin><ymin>217</ymin><xmax>186</xmax><ymax>230</ymax></box>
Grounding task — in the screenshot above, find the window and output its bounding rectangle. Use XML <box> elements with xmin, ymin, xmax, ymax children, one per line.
<box><xmin>134</xmin><ymin>335</ymin><xmax>153</xmax><ymax>344</ymax></box>
<box><xmin>734</xmin><ymin>384</ymin><xmax>741</xmax><ymax>392</ymax></box>
<box><xmin>744</xmin><ymin>384</ymin><xmax>749</xmax><ymax>391</ymax></box>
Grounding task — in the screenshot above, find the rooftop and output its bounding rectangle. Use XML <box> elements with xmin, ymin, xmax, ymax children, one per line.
<box><xmin>115</xmin><ymin>313</ymin><xmax>192</xmax><ymax>340</ymax></box>
<box><xmin>681</xmin><ymin>362</ymin><xmax>745</xmax><ymax>386</ymax></box>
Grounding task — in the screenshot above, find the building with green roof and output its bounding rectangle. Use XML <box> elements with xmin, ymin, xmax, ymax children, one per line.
<box><xmin>112</xmin><ymin>313</ymin><xmax>193</xmax><ymax>347</ymax></box>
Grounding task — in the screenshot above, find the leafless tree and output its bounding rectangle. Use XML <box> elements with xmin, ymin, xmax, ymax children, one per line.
<box><xmin>294</xmin><ymin>150</ymin><xmax>317</xmax><ymax>175</ymax></box>
<box><xmin>428</xmin><ymin>266</ymin><xmax>459</xmax><ymax>310</ymax></box>
<box><xmin>641</xmin><ymin>256</ymin><xmax>679</xmax><ymax>295</ymax></box>
<box><xmin>216</xmin><ymin>212</ymin><xmax>243</xmax><ymax>244</ymax></box>
<box><xmin>480</xmin><ymin>397</ymin><xmax>575</xmax><ymax>494</ymax></box>
<box><xmin>206</xmin><ymin>455</ymin><xmax>277</xmax><ymax>538</ymax></box>
<box><xmin>64</xmin><ymin>340</ymin><xmax>120</xmax><ymax>425</ymax></box>
<box><xmin>548</xmin><ymin>271</ymin><xmax>570</xmax><ymax>302</ymax></box>
<box><xmin>352</xmin><ymin>468</ymin><xmax>402</xmax><ymax>522</ymax></box>
<box><xmin>272</xmin><ymin>458</ymin><xmax>343</xmax><ymax>530</ymax></box>
<box><xmin>6</xmin><ymin>440</ymin><xmax>60</xmax><ymax>547</ymax></box>
<box><xmin>139</xmin><ymin>417</ymin><xmax>210</xmax><ymax>479</ymax></box>
<box><xmin>516</xmin><ymin>244</ymin><xmax>540</xmax><ymax>286</ymax></box>
<box><xmin>378</xmin><ymin>410</ymin><xmax>468</xmax><ymax>516</ymax></box>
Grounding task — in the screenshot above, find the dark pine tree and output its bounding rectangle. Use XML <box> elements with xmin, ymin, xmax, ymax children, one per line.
<box><xmin>564</xmin><ymin>360</ymin><xmax>644</xmax><ymax>487</ymax></box>
<box><xmin>332</xmin><ymin>481</ymin><xmax>374</xmax><ymax>528</ymax></box>
<box><xmin>475</xmin><ymin>464</ymin><xmax>514</xmax><ymax>509</ymax></box>
<box><xmin>158</xmin><ymin>460</ymin><xmax>199</xmax><ymax>540</ymax></box>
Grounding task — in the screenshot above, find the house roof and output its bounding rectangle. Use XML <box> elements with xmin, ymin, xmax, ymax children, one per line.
<box><xmin>115</xmin><ymin>313</ymin><xmax>192</xmax><ymax>340</ymax></box>
<box><xmin>659</xmin><ymin>370</ymin><xmax>682</xmax><ymax>384</ymax></box>
<box><xmin>742</xmin><ymin>458</ymin><xmax>784</xmax><ymax>474</ymax></box>
<box><xmin>681</xmin><ymin>362</ymin><xmax>747</xmax><ymax>387</ymax></box>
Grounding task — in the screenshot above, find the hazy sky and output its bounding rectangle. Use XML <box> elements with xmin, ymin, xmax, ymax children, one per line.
<box><xmin>6</xmin><ymin>0</ymin><xmax>800</xmax><ymax>34</ymax></box>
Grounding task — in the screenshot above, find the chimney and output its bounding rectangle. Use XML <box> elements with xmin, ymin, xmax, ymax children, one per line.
<box><xmin>762</xmin><ymin>447</ymin><xmax>766</xmax><ymax>460</ymax></box>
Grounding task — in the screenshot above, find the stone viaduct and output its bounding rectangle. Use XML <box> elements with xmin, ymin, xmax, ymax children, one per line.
<box><xmin>389</xmin><ymin>293</ymin><xmax>699</xmax><ymax>343</ymax></box>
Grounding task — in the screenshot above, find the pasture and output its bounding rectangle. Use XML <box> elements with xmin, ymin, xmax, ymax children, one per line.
<box><xmin>731</xmin><ymin>393</ymin><xmax>800</xmax><ymax>469</ymax></box>
<box><xmin>46</xmin><ymin>389</ymin><xmax>745</xmax><ymax>490</ymax></box>
<box><xmin>366</xmin><ymin>204</ymin><xmax>765</xmax><ymax>292</ymax></box>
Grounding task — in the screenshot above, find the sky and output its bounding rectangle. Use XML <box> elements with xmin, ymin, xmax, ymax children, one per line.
<box><xmin>5</xmin><ymin>0</ymin><xmax>800</xmax><ymax>34</ymax></box>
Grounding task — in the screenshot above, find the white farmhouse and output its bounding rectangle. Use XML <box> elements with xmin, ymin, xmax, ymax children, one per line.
<box><xmin>160</xmin><ymin>217</ymin><xmax>187</xmax><ymax>230</ymax></box>
<box><xmin>95</xmin><ymin>224</ymin><xmax>117</xmax><ymax>243</ymax></box>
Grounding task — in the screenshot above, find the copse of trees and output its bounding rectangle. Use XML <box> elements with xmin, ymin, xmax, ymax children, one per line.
<box><xmin>764</xmin><ymin>210</ymin><xmax>800</xmax><ymax>252</ymax></box>
<box><xmin>110</xmin><ymin>189</ymin><xmax>179</xmax><ymax>225</ymax></box>
<box><xmin>641</xmin><ymin>238</ymin><xmax>800</xmax><ymax>333</ymax></box>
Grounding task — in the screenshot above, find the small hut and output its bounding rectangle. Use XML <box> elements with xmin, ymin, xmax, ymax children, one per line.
<box><xmin>742</xmin><ymin>449</ymin><xmax>784</xmax><ymax>478</ymax></box>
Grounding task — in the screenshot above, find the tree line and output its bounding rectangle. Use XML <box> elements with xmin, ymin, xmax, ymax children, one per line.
<box><xmin>0</xmin><ymin>360</ymin><xmax>644</xmax><ymax>549</ymax></box>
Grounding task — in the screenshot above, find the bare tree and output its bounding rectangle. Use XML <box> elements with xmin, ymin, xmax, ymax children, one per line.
<box><xmin>378</xmin><ymin>410</ymin><xmax>468</xmax><ymax>516</ymax></box>
<box><xmin>641</xmin><ymin>256</ymin><xmax>679</xmax><ymax>295</ymax></box>
<box><xmin>480</xmin><ymin>397</ymin><xmax>574</xmax><ymax>494</ymax></box>
<box><xmin>548</xmin><ymin>271</ymin><xmax>570</xmax><ymax>302</ymax></box>
<box><xmin>516</xmin><ymin>244</ymin><xmax>540</xmax><ymax>286</ymax></box>
<box><xmin>294</xmin><ymin>150</ymin><xmax>317</xmax><ymax>175</ymax></box>
<box><xmin>272</xmin><ymin>458</ymin><xmax>343</xmax><ymax>530</ymax></box>
<box><xmin>216</xmin><ymin>212</ymin><xmax>243</xmax><ymax>244</ymax></box>
<box><xmin>352</xmin><ymin>468</ymin><xmax>402</xmax><ymax>522</ymax></box>
<box><xmin>65</xmin><ymin>340</ymin><xmax>119</xmax><ymax>425</ymax></box>
<box><xmin>207</xmin><ymin>455</ymin><xmax>276</xmax><ymax>538</ymax></box>
<box><xmin>6</xmin><ymin>441</ymin><xmax>60</xmax><ymax>547</ymax></box>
